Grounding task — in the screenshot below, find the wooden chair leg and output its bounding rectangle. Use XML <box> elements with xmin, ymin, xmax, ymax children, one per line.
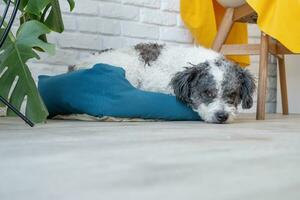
<box><xmin>278</xmin><ymin>56</ymin><xmax>289</xmax><ymax>115</ymax></box>
<box><xmin>212</xmin><ymin>8</ymin><xmax>234</xmax><ymax>51</ymax></box>
<box><xmin>256</xmin><ymin>33</ymin><xmax>269</xmax><ymax>120</ymax></box>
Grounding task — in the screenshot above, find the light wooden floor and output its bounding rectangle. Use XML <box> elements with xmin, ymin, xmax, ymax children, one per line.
<box><xmin>0</xmin><ymin>114</ymin><xmax>300</xmax><ymax>200</ymax></box>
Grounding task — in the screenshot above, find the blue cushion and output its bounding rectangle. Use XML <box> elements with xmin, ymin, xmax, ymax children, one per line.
<box><xmin>38</xmin><ymin>64</ymin><xmax>201</xmax><ymax>121</ymax></box>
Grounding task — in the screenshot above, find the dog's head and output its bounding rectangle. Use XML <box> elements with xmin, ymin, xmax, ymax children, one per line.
<box><xmin>171</xmin><ymin>57</ymin><xmax>256</xmax><ymax>123</ymax></box>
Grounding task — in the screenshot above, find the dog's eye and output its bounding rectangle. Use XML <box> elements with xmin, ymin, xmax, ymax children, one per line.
<box><xmin>227</xmin><ymin>92</ymin><xmax>237</xmax><ymax>104</ymax></box>
<box><xmin>204</xmin><ymin>90</ymin><xmax>215</xmax><ymax>98</ymax></box>
<box><xmin>228</xmin><ymin>92</ymin><xmax>237</xmax><ymax>99</ymax></box>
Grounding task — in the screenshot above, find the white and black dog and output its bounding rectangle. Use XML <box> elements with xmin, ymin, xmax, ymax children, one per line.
<box><xmin>71</xmin><ymin>43</ymin><xmax>256</xmax><ymax>123</ymax></box>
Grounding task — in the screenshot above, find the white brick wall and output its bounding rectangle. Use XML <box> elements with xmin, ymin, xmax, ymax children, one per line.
<box><xmin>29</xmin><ymin>0</ymin><xmax>190</xmax><ymax>79</ymax></box>
<box><xmin>24</xmin><ymin>0</ymin><xmax>276</xmax><ymax>113</ymax></box>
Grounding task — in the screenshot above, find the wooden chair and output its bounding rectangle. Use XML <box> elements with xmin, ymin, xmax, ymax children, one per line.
<box><xmin>212</xmin><ymin>1</ymin><xmax>294</xmax><ymax>120</ymax></box>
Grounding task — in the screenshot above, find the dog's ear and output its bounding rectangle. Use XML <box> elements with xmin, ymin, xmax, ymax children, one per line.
<box><xmin>238</xmin><ymin>68</ymin><xmax>256</xmax><ymax>109</ymax></box>
<box><xmin>171</xmin><ymin>66</ymin><xmax>203</xmax><ymax>104</ymax></box>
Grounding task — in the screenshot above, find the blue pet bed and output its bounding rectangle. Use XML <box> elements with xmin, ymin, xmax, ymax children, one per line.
<box><xmin>38</xmin><ymin>64</ymin><xmax>201</xmax><ymax>121</ymax></box>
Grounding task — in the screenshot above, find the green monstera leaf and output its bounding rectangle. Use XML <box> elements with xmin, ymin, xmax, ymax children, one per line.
<box><xmin>67</xmin><ymin>0</ymin><xmax>75</xmax><ymax>11</ymax></box>
<box><xmin>44</xmin><ymin>0</ymin><xmax>65</xmax><ymax>33</ymax></box>
<box><xmin>25</xmin><ymin>0</ymin><xmax>51</xmax><ymax>15</ymax></box>
<box><xmin>25</xmin><ymin>0</ymin><xmax>75</xmax><ymax>33</ymax></box>
<box><xmin>0</xmin><ymin>20</ymin><xmax>55</xmax><ymax>123</ymax></box>
<box><xmin>26</xmin><ymin>0</ymin><xmax>75</xmax><ymax>15</ymax></box>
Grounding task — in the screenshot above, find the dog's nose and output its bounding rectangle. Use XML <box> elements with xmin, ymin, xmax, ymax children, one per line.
<box><xmin>215</xmin><ymin>111</ymin><xmax>229</xmax><ymax>123</ymax></box>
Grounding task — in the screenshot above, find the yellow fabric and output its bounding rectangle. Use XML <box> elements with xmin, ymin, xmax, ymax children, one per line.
<box><xmin>180</xmin><ymin>0</ymin><xmax>300</xmax><ymax>66</ymax></box>
<box><xmin>180</xmin><ymin>0</ymin><xmax>250</xmax><ymax>66</ymax></box>
<box><xmin>247</xmin><ymin>0</ymin><xmax>300</xmax><ymax>53</ymax></box>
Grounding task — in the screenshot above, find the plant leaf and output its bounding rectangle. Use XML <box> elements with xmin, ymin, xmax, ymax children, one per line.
<box><xmin>44</xmin><ymin>0</ymin><xmax>64</xmax><ymax>33</ymax></box>
<box><xmin>25</xmin><ymin>0</ymin><xmax>51</xmax><ymax>16</ymax></box>
<box><xmin>19</xmin><ymin>0</ymin><xmax>30</xmax><ymax>10</ymax></box>
<box><xmin>20</xmin><ymin>0</ymin><xmax>75</xmax><ymax>33</ymax></box>
<box><xmin>0</xmin><ymin>20</ymin><xmax>55</xmax><ymax>123</ymax></box>
<box><xmin>67</xmin><ymin>0</ymin><xmax>75</xmax><ymax>11</ymax></box>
